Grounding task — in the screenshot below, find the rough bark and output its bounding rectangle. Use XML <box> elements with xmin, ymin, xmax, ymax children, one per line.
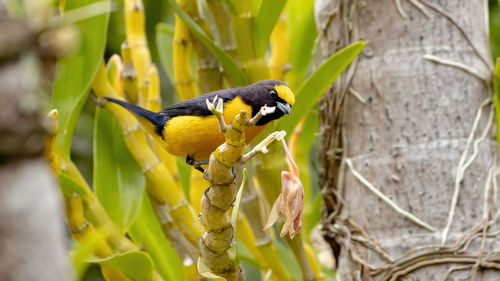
<box><xmin>0</xmin><ymin>4</ymin><xmax>70</xmax><ymax>281</ymax></box>
<box><xmin>316</xmin><ymin>0</ymin><xmax>500</xmax><ymax>280</ymax></box>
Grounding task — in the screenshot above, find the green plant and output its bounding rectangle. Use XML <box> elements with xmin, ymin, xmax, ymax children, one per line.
<box><xmin>48</xmin><ymin>0</ymin><xmax>365</xmax><ymax>280</ymax></box>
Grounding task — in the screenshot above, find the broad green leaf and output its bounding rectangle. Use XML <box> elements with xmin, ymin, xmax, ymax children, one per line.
<box><xmin>143</xmin><ymin>0</ymin><xmax>169</xmax><ymax>62</ymax></box>
<box><xmin>165</xmin><ymin>0</ymin><xmax>248</xmax><ymax>86</ymax></box>
<box><xmin>253</xmin><ymin>0</ymin><xmax>287</xmax><ymax>56</ymax></box>
<box><xmin>278</xmin><ymin>41</ymin><xmax>367</xmax><ymax>134</ymax></box>
<box><xmin>106</xmin><ymin>0</ymin><xmax>126</xmax><ymax>54</ymax></box>
<box><xmin>51</xmin><ymin>0</ymin><xmax>110</xmax><ymax>156</ymax></box>
<box><xmin>222</xmin><ymin>0</ymin><xmax>236</xmax><ymax>15</ymax></box>
<box><xmin>129</xmin><ymin>196</ymin><xmax>184</xmax><ymax>281</ymax></box>
<box><xmin>88</xmin><ymin>251</ymin><xmax>154</xmax><ymax>281</ymax></box>
<box><xmin>252</xmin><ymin>0</ymin><xmax>262</xmax><ymax>15</ymax></box>
<box><xmin>155</xmin><ymin>23</ymin><xmax>175</xmax><ymax>85</ymax></box>
<box><xmin>275</xmin><ymin>241</ymin><xmax>301</xmax><ymax>281</ymax></box>
<box><xmin>239</xmin><ymin>260</ymin><xmax>262</xmax><ymax>281</ymax></box>
<box><xmin>71</xmin><ymin>236</ymin><xmax>100</xmax><ymax>278</ymax></box>
<box><xmin>294</xmin><ymin>110</ymin><xmax>319</xmax><ymax>236</ymax></box>
<box><xmin>304</xmin><ymin>193</ymin><xmax>322</xmax><ymax>237</ymax></box>
<box><xmin>93</xmin><ymin>107</ymin><xmax>145</xmax><ymax>232</ymax></box>
<box><xmin>493</xmin><ymin>58</ymin><xmax>500</xmax><ymax>151</ymax></box>
<box><xmin>235</xmin><ymin>239</ymin><xmax>259</xmax><ymax>268</ymax></box>
<box><xmin>287</xmin><ymin>0</ymin><xmax>317</xmax><ymax>90</ymax></box>
<box><xmin>59</xmin><ymin>173</ymin><xmax>88</xmax><ymax>198</ymax></box>
<box><xmin>59</xmin><ymin>1</ymin><xmax>114</xmax><ymax>25</ymax></box>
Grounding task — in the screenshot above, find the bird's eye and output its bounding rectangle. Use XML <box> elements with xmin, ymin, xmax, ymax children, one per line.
<box><xmin>269</xmin><ymin>90</ymin><xmax>278</xmax><ymax>99</ymax></box>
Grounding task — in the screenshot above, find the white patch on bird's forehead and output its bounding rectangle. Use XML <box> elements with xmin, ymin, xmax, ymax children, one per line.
<box><xmin>274</xmin><ymin>84</ymin><xmax>295</xmax><ymax>106</ymax></box>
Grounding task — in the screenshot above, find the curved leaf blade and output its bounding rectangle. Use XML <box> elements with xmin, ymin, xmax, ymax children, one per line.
<box><xmin>51</xmin><ymin>0</ymin><xmax>110</xmax><ymax>156</ymax></box>
<box><xmin>254</xmin><ymin>0</ymin><xmax>287</xmax><ymax>56</ymax></box>
<box><xmin>59</xmin><ymin>173</ymin><xmax>88</xmax><ymax>199</ymax></box>
<box><xmin>128</xmin><ymin>196</ymin><xmax>185</xmax><ymax>281</ymax></box>
<box><xmin>155</xmin><ymin>23</ymin><xmax>175</xmax><ymax>85</ymax></box>
<box><xmin>93</xmin><ymin>107</ymin><xmax>145</xmax><ymax>232</ymax></box>
<box><xmin>287</xmin><ymin>0</ymin><xmax>317</xmax><ymax>89</ymax></box>
<box><xmin>277</xmin><ymin>41</ymin><xmax>367</xmax><ymax>134</ymax></box>
<box><xmin>165</xmin><ymin>0</ymin><xmax>248</xmax><ymax>86</ymax></box>
<box><xmin>89</xmin><ymin>251</ymin><xmax>155</xmax><ymax>281</ymax></box>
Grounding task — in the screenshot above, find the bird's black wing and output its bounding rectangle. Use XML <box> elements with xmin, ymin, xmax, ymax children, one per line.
<box><xmin>160</xmin><ymin>88</ymin><xmax>238</xmax><ymax>117</ymax></box>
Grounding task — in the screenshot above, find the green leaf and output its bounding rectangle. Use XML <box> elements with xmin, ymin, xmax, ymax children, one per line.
<box><xmin>253</xmin><ymin>0</ymin><xmax>287</xmax><ymax>56</ymax></box>
<box><xmin>143</xmin><ymin>0</ymin><xmax>169</xmax><ymax>62</ymax></box>
<box><xmin>304</xmin><ymin>193</ymin><xmax>322</xmax><ymax>236</ymax></box>
<box><xmin>275</xmin><ymin>241</ymin><xmax>301</xmax><ymax>281</ymax></box>
<box><xmin>294</xmin><ymin>110</ymin><xmax>319</xmax><ymax>236</ymax></box>
<box><xmin>278</xmin><ymin>41</ymin><xmax>367</xmax><ymax>134</ymax></box>
<box><xmin>59</xmin><ymin>173</ymin><xmax>88</xmax><ymax>199</ymax></box>
<box><xmin>235</xmin><ymin>239</ymin><xmax>259</xmax><ymax>268</ymax></box>
<box><xmin>222</xmin><ymin>0</ymin><xmax>236</xmax><ymax>15</ymax></box>
<box><xmin>165</xmin><ymin>0</ymin><xmax>248</xmax><ymax>86</ymax></box>
<box><xmin>129</xmin><ymin>196</ymin><xmax>185</xmax><ymax>281</ymax></box>
<box><xmin>252</xmin><ymin>0</ymin><xmax>262</xmax><ymax>15</ymax></box>
<box><xmin>88</xmin><ymin>251</ymin><xmax>155</xmax><ymax>281</ymax></box>
<box><xmin>155</xmin><ymin>23</ymin><xmax>175</xmax><ymax>85</ymax></box>
<box><xmin>493</xmin><ymin>58</ymin><xmax>500</xmax><ymax>151</ymax></box>
<box><xmin>93</xmin><ymin>107</ymin><xmax>145</xmax><ymax>232</ymax></box>
<box><xmin>287</xmin><ymin>0</ymin><xmax>317</xmax><ymax>89</ymax></box>
<box><xmin>71</xmin><ymin>236</ymin><xmax>100</xmax><ymax>278</ymax></box>
<box><xmin>51</xmin><ymin>0</ymin><xmax>110</xmax><ymax>156</ymax></box>
<box><xmin>106</xmin><ymin>0</ymin><xmax>126</xmax><ymax>54</ymax></box>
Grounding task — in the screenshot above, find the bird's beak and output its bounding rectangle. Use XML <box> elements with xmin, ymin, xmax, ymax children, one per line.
<box><xmin>277</xmin><ymin>102</ymin><xmax>291</xmax><ymax>115</ymax></box>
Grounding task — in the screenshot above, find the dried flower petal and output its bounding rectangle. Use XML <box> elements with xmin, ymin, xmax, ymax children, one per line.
<box><xmin>263</xmin><ymin>139</ymin><xmax>305</xmax><ymax>239</ymax></box>
<box><xmin>263</xmin><ymin>193</ymin><xmax>282</xmax><ymax>231</ymax></box>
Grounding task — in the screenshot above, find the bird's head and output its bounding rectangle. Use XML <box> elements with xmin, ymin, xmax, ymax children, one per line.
<box><xmin>240</xmin><ymin>80</ymin><xmax>295</xmax><ymax>126</ymax></box>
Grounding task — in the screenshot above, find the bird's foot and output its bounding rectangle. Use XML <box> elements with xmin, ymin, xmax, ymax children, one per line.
<box><xmin>186</xmin><ymin>155</ymin><xmax>208</xmax><ymax>173</ymax></box>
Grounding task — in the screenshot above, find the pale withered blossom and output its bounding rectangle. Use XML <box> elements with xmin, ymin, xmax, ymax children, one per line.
<box><xmin>263</xmin><ymin>138</ymin><xmax>304</xmax><ymax>239</ymax></box>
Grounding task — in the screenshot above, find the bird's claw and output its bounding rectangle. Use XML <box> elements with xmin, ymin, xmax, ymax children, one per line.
<box><xmin>206</xmin><ymin>95</ymin><xmax>224</xmax><ymax>116</ymax></box>
<box><xmin>186</xmin><ymin>155</ymin><xmax>208</xmax><ymax>173</ymax></box>
<box><xmin>260</xmin><ymin>104</ymin><xmax>276</xmax><ymax>116</ymax></box>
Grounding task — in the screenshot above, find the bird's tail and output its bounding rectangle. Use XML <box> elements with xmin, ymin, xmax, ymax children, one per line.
<box><xmin>104</xmin><ymin>97</ymin><xmax>168</xmax><ymax>138</ymax></box>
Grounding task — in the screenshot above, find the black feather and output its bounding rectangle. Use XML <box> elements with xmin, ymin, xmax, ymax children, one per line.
<box><xmin>160</xmin><ymin>89</ymin><xmax>238</xmax><ymax>117</ymax></box>
<box><xmin>105</xmin><ymin>80</ymin><xmax>290</xmax><ymax>137</ymax></box>
<box><xmin>161</xmin><ymin>80</ymin><xmax>287</xmax><ymax>126</ymax></box>
<box><xmin>105</xmin><ymin>97</ymin><xmax>169</xmax><ymax>136</ymax></box>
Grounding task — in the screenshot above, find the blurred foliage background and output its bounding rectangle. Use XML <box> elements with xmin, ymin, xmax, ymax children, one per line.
<box><xmin>42</xmin><ymin>0</ymin><xmax>364</xmax><ymax>279</ymax></box>
<box><xmin>8</xmin><ymin>0</ymin><xmax>500</xmax><ymax>280</ymax></box>
<box><xmin>30</xmin><ymin>0</ymin><xmax>500</xmax><ymax>280</ymax></box>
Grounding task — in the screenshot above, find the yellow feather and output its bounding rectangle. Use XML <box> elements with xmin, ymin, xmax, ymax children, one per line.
<box><xmin>162</xmin><ymin>96</ymin><xmax>266</xmax><ymax>160</ymax></box>
<box><xmin>275</xmin><ymin>84</ymin><xmax>295</xmax><ymax>106</ymax></box>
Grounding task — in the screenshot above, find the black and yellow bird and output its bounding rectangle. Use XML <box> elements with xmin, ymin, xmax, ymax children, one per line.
<box><xmin>105</xmin><ymin>80</ymin><xmax>295</xmax><ymax>165</ymax></box>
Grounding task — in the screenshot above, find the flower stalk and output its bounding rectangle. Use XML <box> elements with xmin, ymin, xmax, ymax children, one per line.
<box><xmin>200</xmin><ymin>97</ymin><xmax>283</xmax><ymax>280</ymax></box>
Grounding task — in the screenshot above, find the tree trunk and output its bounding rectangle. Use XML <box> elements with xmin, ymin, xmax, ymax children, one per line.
<box><xmin>316</xmin><ymin>0</ymin><xmax>500</xmax><ymax>280</ymax></box>
<box><xmin>0</xmin><ymin>4</ymin><xmax>70</xmax><ymax>281</ymax></box>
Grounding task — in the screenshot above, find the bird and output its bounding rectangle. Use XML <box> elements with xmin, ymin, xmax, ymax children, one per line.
<box><xmin>105</xmin><ymin>80</ymin><xmax>295</xmax><ymax>167</ymax></box>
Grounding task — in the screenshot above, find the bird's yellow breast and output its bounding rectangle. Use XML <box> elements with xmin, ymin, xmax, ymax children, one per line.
<box><xmin>162</xmin><ymin>96</ymin><xmax>265</xmax><ymax>160</ymax></box>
